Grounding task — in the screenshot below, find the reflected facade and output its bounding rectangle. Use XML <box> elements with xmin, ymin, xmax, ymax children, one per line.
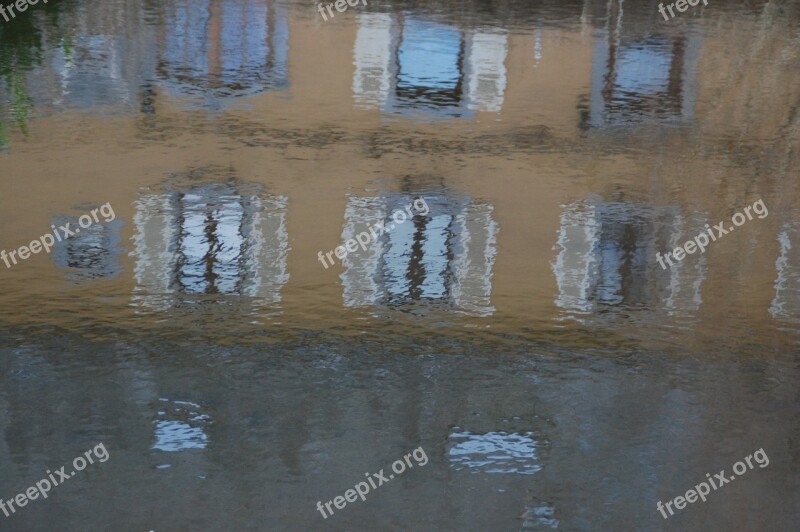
<box><xmin>1</xmin><ymin>1</ymin><xmax>800</xmax><ymax>530</ymax></box>
<box><xmin>1</xmin><ymin>0</ymin><xmax>289</xmax><ymax>116</ymax></box>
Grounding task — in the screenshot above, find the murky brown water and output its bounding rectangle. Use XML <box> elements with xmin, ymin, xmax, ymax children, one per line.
<box><xmin>0</xmin><ymin>0</ymin><xmax>799</xmax><ymax>530</ymax></box>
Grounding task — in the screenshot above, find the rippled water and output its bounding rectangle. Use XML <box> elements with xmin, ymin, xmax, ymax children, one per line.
<box><xmin>0</xmin><ymin>0</ymin><xmax>799</xmax><ymax>530</ymax></box>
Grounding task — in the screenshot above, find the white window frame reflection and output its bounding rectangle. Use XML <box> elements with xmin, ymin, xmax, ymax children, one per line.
<box><xmin>770</xmin><ymin>222</ymin><xmax>800</xmax><ymax>323</ymax></box>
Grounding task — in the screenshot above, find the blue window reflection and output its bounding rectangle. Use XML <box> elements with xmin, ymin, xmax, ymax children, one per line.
<box><xmin>51</xmin><ymin>216</ymin><xmax>124</xmax><ymax>281</ymax></box>
<box><xmin>353</xmin><ymin>14</ymin><xmax>507</xmax><ymax>119</ymax></box>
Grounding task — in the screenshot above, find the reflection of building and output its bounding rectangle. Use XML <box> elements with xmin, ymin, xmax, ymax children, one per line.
<box><xmin>353</xmin><ymin>13</ymin><xmax>507</xmax><ymax>117</ymax></box>
<box><xmin>770</xmin><ymin>222</ymin><xmax>800</xmax><ymax>323</ymax></box>
<box><xmin>11</xmin><ymin>0</ymin><xmax>291</xmax><ymax>114</ymax></box>
<box><xmin>51</xmin><ymin>217</ymin><xmax>125</xmax><ymax>280</ymax></box>
<box><xmin>586</xmin><ymin>1</ymin><xmax>702</xmax><ymax>128</ymax></box>
<box><xmin>158</xmin><ymin>0</ymin><xmax>290</xmax><ymax>102</ymax></box>
<box><xmin>340</xmin><ymin>194</ymin><xmax>497</xmax><ymax>316</ymax></box>
<box><xmin>132</xmin><ymin>182</ymin><xmax>289</xmax><ymax>310</ymax></box>
<box><xmin>553</xmin><ymin>201</ymin><xmax>707</xmax><ymax>318</ymax></box>
<box><xmin>25</xmin><ymin>26</ymin><xmax>159</xmax><ymax>112</ymax></box>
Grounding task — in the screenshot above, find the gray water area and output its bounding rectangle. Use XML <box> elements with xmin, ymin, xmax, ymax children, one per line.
<box><xmin>0</xmin><ymin>0</ymin><xmax>799</xmax><ymax>530</ymax></box>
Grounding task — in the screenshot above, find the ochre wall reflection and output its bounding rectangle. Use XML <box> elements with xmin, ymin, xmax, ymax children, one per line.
<box><xmin>0</xmin><ymin>0</ymin><xmax>797</xmax><ymax>352</ymax></box>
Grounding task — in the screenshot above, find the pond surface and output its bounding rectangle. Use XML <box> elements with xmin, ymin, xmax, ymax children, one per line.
<box><xmin>0</xmin><ymin>0</ymin><xmax>799</xmax><ymax>530</ymax></box>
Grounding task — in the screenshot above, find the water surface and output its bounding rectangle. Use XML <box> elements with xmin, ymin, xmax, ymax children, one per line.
<box><xmin>0</xmin><ymin>0</ymin><xmax>799</xmax><ymax>530</ymax></box>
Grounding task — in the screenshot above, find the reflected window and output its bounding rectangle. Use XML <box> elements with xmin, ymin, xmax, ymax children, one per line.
<box><xmin>553</xmin><ymin>201</ymin><xmax>707</xmax><ymax>318</ymax></box>
<box><xmin>19</xmin><ymin>28</ymin><xmax>160</xmax><ymax>113</ymax></box>
<box><xmin>153</xmin><ymin>399</ymin><xmax>210</xmax><ymax>452</ymax></box>
<box><xmin>521</xmin><ymin>502</ymin><xmax>559</xmax><ymax>529</ymax></box>
<box><xmin>132</xmin><ymin>182</ymin><xmax>289</xmax><ymax>310</ymax></box>
<box><xmin>353</xmin><ymin>14</ymin><xmax>507</xmax><ymax>117</ymax></box>
<box><xmin>394</xmin><ymin>18</ymin><xmax>465</xmax><ymax>111</ymax></box>
<box><xmin>340</xmin><ymin>194</ymin><xmax>497</xmax><ymax>316</ymax></box>
<box><xmin>51</xmin><ymin>216</ymin><xmax>124</xmax><ymax>281</ymax></box>
<box><xmin>159</xmin><ymin>0</ymin><xmax>289</xmax><ymax>102</ymax></box>
<box><xmin>447</xmin><ymin>430</ymin><xmax>541</xmax><ymax>475</ymax></box>
<box><xmin>587</xmin><ymin>20</ymin><xmax>702</xmax><ymax>127</ymax></box>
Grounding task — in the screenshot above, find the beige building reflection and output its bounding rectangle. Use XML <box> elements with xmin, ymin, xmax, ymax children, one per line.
<box><xmin>131</xmin><ymin>182</ymin><xmax>289</xmax><ymax>310</ymax></box>
<box><xmin>340</xmin><ymin>193</ymin><xmax>498</xmax><ymax>316</ymax></box>
<box><xmin>1</xmin><ymin>0</ymin><xmax>796</xmax><ymax>349</ymax></box>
